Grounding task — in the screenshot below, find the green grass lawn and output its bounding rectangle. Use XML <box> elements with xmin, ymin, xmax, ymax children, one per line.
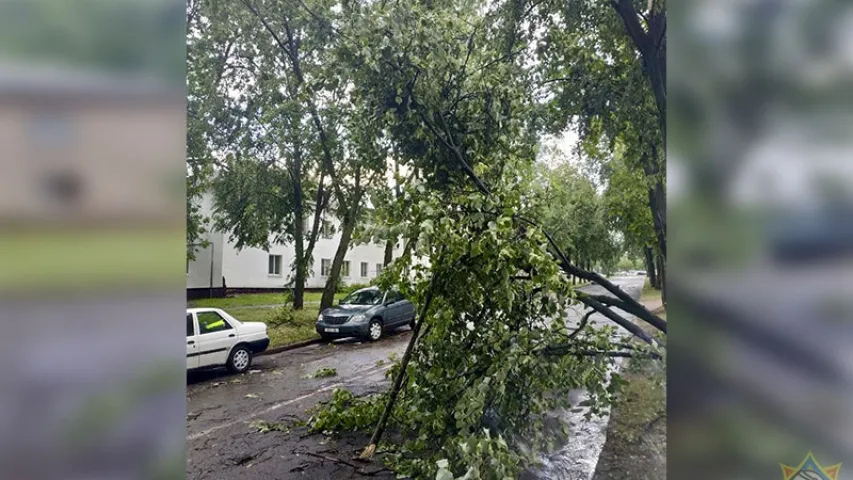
<box><xmin>189</xmin><ymin>291</ymin><xmax>346</xmax><ymax>309</ymax></box>
<box><xmin>641</xmin><ymin>278</ymin><xmax>662</xmax><ymax>303</ymax></box>
<box><xmin>0</xmin><ymin>229</ymin><xmax>183</xmax><ymax>292</ymax></box>
<box><xmin>228</xmin><ymin>306</ymin><xmax>321</xmax><ymax>348</ymax></box>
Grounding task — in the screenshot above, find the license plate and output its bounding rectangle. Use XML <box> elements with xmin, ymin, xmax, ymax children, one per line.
<box><xmin>325</xmin><ymin>328</ymin><xmax>339</xmax><ymax>333</ymax></box>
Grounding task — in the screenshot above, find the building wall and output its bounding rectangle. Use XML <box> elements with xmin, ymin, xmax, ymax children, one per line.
<box><xmin>188</xmin><ymin>193</ymin><xmax>401</xmax><ymax>290</ymax></box>
<box><xmin>221</xmin><ymin>234</ymin><xmax>395</xmax><ymax>289</ymax></box>
<box><xmin>187</xmin><ymin>229</ymin><xmax>224</xmax><ymax>290</ymax></box>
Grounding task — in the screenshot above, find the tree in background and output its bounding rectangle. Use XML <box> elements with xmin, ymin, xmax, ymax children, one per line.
<box><xmin>188</xmin><ymin>0</ymin><xmax>330</xmax><ymax>309</ymax></box>
<box><xmin>532</xmin><ymin>0</ymin><xmax>667</xmax><ymax>301</ymax></box>
<box><xmin>536</xmin><ymin>160</ymin><xmax>621</xmax><ymax>282</ymax></box>
<box><xmin>187</xmin><ymin>0</ymin><xmax>389</xmax><ymax>309</ymax></box>
<box><xmin>599</xmin><ymin>143</ymin><xmax>663</xmax><ymax>288</ymax></box>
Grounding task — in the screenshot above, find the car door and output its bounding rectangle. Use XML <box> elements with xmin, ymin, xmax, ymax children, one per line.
<box><xmin>399</xmin><ymin>296</ymin><xmax>416</xmax><ymax>324</ymax></box>
<box><xmin>196</xmin><ymin>310</ymin><xmax>237</xmax><ymax>368</ymax></box>
<box><xmin>385</xmin><ymin>290</ymin><xmax>406</xmax><ymax>326</ymax></box>
<box><xmin>187</xmin><ymin>313</ymin><xmax>199</xmax><ymax>369</ymax></box>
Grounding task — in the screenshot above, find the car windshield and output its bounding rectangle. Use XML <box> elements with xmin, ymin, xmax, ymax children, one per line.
<box><xmin>339</xmin><ymin>289</ymin><xmax>384</xmax><ymax>305</ymax></box>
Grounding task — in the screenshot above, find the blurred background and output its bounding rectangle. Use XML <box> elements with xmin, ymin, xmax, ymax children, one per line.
<box><xmin>0</xmin><ymin>1</ymin><xmax>186</xmax><ymax>479</ymax></box>
<box><xmin>670</xmin><ymin>0</ymin><xmax>853</xmax><ymax>478</ymax></box>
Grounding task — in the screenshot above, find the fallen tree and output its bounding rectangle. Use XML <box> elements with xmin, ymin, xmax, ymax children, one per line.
<box><xmin>287</xmin><ymin>0</ymin><xmax>669</xmax><ymax>477</ymax></box>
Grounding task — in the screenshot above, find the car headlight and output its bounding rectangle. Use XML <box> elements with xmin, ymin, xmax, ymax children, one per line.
<box><xmin>317</xmin><ymin>314</ymin><xmax>324</xmax><ymax>323</ymax></box>
<box><xmin>349</xmin><ymin>314</ymin><xmax>367</xmax><ymax>323</ymax></box>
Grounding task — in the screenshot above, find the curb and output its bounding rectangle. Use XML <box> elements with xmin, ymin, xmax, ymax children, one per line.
<box><xmin>257</xmin><ymin>337</ymin><xmax>324</xmax><ymax>357</ymax></box>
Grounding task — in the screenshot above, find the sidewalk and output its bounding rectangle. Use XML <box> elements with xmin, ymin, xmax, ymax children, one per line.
<box><xmin>643</xmin><ymin>297</ymin><xmax>664</xmax><ymax>313</ymax></box>
<box><xmin>592</xmin><ymin>290</ymin><xmax>666</xmax><ymax>480</ymax></box>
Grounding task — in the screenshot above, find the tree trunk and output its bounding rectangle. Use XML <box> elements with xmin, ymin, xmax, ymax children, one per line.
<box><xmin>657</xmin><ymin>252</ymin><xmax>667</xmax><ymax>306</ymax></box>
<box><xmin>360</xmin><ymin>275</ymin><xmax>438</xmax><ymax>459</ymax></box>
<box><xmin>383</xmin><ymin>159</ymin><xmax>401</xmax><ymax>267</ymax></box>
<box><xmin>304</xmin><ymin>175</ymin><xmax>328</xmax><ymax>294</ymax></box>
<box><xmin>611</xmin><ymin>0</ymin><xmax>666</xmax><ymax>139</ymax></box>
<box><xmin>292</xmin><ymin>143</ymin><xmax>306</xmax><ymax>310</ymax></box>
<box><xmin>638</xmin><ymin>145</ymin><xmax>667</xmax><ymax>265</ymax></box>
<box><xmin>644</xmin><ymin>246</ymin><xmax>658</xmax><ymax>289</ymax></box>
<box><xmin>383</xmin><ymin>239</ymin><xmax>394</xmax><ymax>266</ymax></box>
<box><xmin>647</xmin><ymin>175</ymin><xmax>667</xmax><ymax>261</ymax></box>
<box><xmin>611</xmin><ymin>0</ymin><xmax>668</xmax><ymax>264</ymax></box>
<box><xmin>320</xmin><ymin>213</ymin><xmax>356</xmax><ymax>310</ymax></box>
<box><xmin>571</xmin><ymin>254</ymin><xmax>577</xmax><ymax>285</ymax></box>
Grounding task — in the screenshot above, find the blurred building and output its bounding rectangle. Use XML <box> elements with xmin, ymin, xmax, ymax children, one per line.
<box><xmin>0</xmin><ymin>63</ymin><xmax>185</xmax><ymax>227</ymax></box>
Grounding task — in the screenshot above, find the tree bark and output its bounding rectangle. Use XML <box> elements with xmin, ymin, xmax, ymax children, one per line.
<box><xmin>320</xmin><ymin>212</ymin><xmax>356</xmax><ymax>310</ymax></box>
<box><xmin>572</xmin><ymin>255</ymin><xmax>579</xmax><ymax>285</ymax></box>
<box><xmin>656</xmin><ymin>251</ymin><xmax>667</xmax><ymax>306</ymax></box>
<box><xmin>383</xmin><ymin>159</ymin><xmax>401</xmax><ymax>268</ymax></box>
<box><xmin>610</xmin><ymin>0</ymin><xmax>666</xmax><ymax>139</ymax></box>
<box><xmin>610</xmin><ymin>0</ymin><xmax>668</xmax><ymax>269</ymax></box>
<box><xmin>292</xmin><ymin>141</ymin><xmax>306</xmax><ymax>310</ymax></box>
<box><xmin>320</xmin><ymin>163</ymin><xmax>365</xmax><ymax>310</ymax></box>
<box><xmin>528</xmin><ymin>222</ymin><xmax>667</xmax><ymax>334</ymax></box>
<box><xmin>360</xmin><ymin>277</ymin><xmax>437</xmax><ymax>459</ymax></box>
<box><xmin>383</xmin><ymin>240</ymin><xmax>394</xmax><ymax>266</ymax></box>
<box><xmin>644</xmin><ymin>246</ymin><xmax>658</xmax><ymax>289</ymax></box>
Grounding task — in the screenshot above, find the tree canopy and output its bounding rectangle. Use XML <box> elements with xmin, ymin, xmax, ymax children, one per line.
<box><xmin>188</xmin><ymin>0</ymin><xmax>667</xmax><ymax>477</ymax></box>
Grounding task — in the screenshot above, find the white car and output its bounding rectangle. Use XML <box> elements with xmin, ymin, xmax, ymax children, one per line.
<box><xmin>186</xmin><ymin>308</ymin><xmax>270</xmax><ymax>373</ymax></box>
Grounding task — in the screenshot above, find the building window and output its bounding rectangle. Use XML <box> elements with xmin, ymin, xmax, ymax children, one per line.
<box><xmin>342</xmin><ymin>261</ymin><xmax>350</xmax><ymax>277</ymax></box>
<box><xmin>321</xmin><ymin>258</ymin><xmax>332</xmax><ymax>276</ymax></box>
<box><xmin>376</xmin><ymin>263</ymin><xmax>383</xmax><ymax>275</ymax></box>
<box><xmin>360</xmin><ymin>262</ymin><xmax>368</xmax><ymax>277</ymax></box>
<box><xmin>321</xmin><ymin>219</ymin><xmax>333</xmax><ymax>239</ymax></box>
<box><xmin>268</xmin><ymin>254</ymin><xmax>282</xmax><ymax>276</ymax></box>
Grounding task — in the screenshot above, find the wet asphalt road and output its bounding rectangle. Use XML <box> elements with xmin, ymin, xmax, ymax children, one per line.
<box><xmin>186</xmin><ymin>275</ymin><xmax>647</xmax><ymax>479</ymax></box>
<box><xmin>187</xmin><ymin>330</ymin><xmax>411</xmax><ymax>479</ymax></box>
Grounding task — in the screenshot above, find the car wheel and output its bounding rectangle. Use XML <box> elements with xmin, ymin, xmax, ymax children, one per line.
<box><xmin>409</xmin><ymin>315</ymin><xmax>417</xmax><ymax>329</ymax></box>
<box><xmin>227</xmin><ymin>345</ymin><xmax>253</xmax><ymax>373</ymax></box>
<box><xmin>367</xmin><ymin>319</ymin><xmax>383</xmax><ymax>342</ymax></box>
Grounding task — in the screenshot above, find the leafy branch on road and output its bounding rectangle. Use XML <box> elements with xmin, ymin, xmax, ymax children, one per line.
<box><xmin>305</xmin><ymin>367</ymin><xmax>338</xmax><ymax>379</ymax></box>
<box><xmin>250</xmin><ymin>420</ymin><xmax>291</xmax><ymax>434</ymax></box>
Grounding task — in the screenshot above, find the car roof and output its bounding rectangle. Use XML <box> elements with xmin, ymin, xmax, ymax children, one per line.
<box><xmin>187</xmin><ymin>307</ymin><xmax>222</xmax><ymax>313</ymax></box>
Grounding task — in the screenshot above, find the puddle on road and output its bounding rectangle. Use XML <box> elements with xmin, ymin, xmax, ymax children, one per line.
<box><xmin>524</xmin><ymin>357</ymin><xmax>627</xmax><ymax>480</ymax></box>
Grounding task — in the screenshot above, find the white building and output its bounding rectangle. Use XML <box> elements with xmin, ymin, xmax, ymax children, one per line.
<box><xmin>187</xmin><ymin>193</ymin><xmax>403</xmax><ymax>297</ymax></box>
